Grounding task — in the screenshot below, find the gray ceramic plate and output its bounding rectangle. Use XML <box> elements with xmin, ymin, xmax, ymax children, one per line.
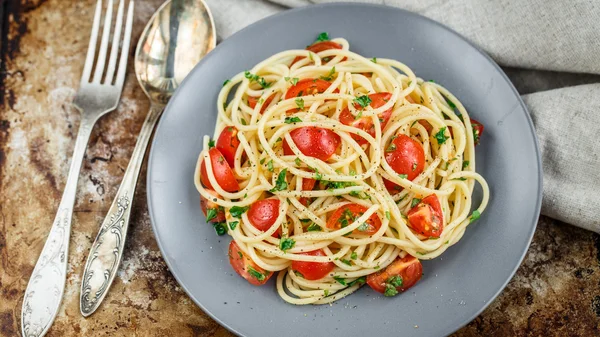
<box><xmin>147</xmin><ymin>3</ymin><xmax>542</xmax><ymax>336</ymax></box>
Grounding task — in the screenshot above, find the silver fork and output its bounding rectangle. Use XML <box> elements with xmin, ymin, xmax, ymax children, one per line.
<box><xmin>21</xmin><ymin>1</ymin><xmax>134</xmax><ymax>336</ymax></box>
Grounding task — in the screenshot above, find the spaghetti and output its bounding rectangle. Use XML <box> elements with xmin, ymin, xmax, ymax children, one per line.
<box><xmin>194</xmin><ymin>34</ymin><xmax>489</xmax><ymax>305</ymax></box>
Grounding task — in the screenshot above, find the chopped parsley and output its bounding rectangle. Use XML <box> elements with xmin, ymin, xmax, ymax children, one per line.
<box><xmin>333</xmin><ymin>276</ymin><xmax>347</xmax><ymax>285</ymax></box>
<box><xmin>294</xmin><ymin>270</ymin><xmax>304</xmax><ymax>278</ymax></box>
<box><xmin>223</xmin><ymin>79</ymin><xmax>230</xmax><ymax>87</ymax></box>
<box><xmin>295</xmin><ymin>98</ymin><xmax>305</xmax><ymax>110</ymax></box>
<box><xmin>386</xmin><ymin>143</ymin><xmax>397</xmax><ymax>152</ymax></box>
<box><xmin>371</xmin><ymin>57</ymin><xmax>377</xmax><ymax>63</ymax></box>
<box><xmin>388</xmin><ymin>275</ymin><xmax>403</xmax><ymax>287</ymax></box>
<box><xmin>412</xmin><ymin>162</ymin><xmax>418</xmax><ymax>171</ymax></box>
<box><xmin>295</xmin><ymin>157</ymin><xmax>302</xmax><ymax>166</ymax></box>
<box><xmin>267</xmin><ymin>159</ymin><xmax>274</xmax><ymax>172</ymax></box>
<box><xmin>270</xmin><ymin>169</ymin><xmax>288</xmax><ymax>192</ymax></box>
<box><xmin>398</xmin><ymin>174</ymin><xmax>408</xmax><ymax>179</ymax></box>
<box><xmin>411</xmin><ymin>198</ymin><xmax>422</xmax><ymax>208</ymax></box>
<box><xmin>247</xmin><ymin>266</ymin><xmax>267</xmax><ymax>281</ymax></box>
<box><xmin>351</xmin><ymin>251</ymin><xmax>358</xmax><ymax>260</ymax></box>
<box><xmin>470</xmin><ymin>210</ymin><xmax>481</xmax><ymax>223</ymax></box>
<box><xmin>472</xmin><ymin>125</ymin><xmax>481</xmax><ymax>145</ymax></box>
<box><xmin>347</xmin><ymin>276</ymin><xmax>366</xmax><ymax>287</ymax></box>
<box><xmin>279</xmin><ymin>237</ymin><xmax>296</xmax><ymax>252</ymax></box>
<box><xmin>208</xmin><ymin>139</ymin><xmax>215</xmax><ymax>148</ymax></box>
<box><xmin>299</xmin><ymin>218</ymin><xmax>312</xmax><ymax>223</ymax></box>
<box><xmin>260</xmin><ymin>158</ymin><xmax>266</xmax><ymax>165</ymax></box>
<box><xmin>230</xmin><ymin>206</ymin><xmax>249</xmax><ymax>218</ymax></box>
<box><xmin>285</xmin><ymin>116</ymin><xmax>303</xmax><ymax>124</ymax></box>
<box><xmin>385</xmin><ymin>211</ymin><xmax>391</xmax><ymax>220</ymax></box>
<box><xmin>316</xmin><ymin>32</ymin><xmax>329</xmax><ymax>42</ymax></box>
<box><xmin>307</xmin><ymin>223</ymin><xmax>322</xmax><ymax>232</ymax></box>
<box><xmin>244</xmin><ymin>71</ymin><xmax>272</xmax><ymax>89</ymax></box>
<box><xmin>462</xmin><ymin>160</ymin><xmax>470</xmax><ymax>169</ymax></box>
<box><xmin>435</xmin><ymin>127</ymin><xmax>449</xmax><ymax>145</ymax></box>
<box><xmin>324</xmin><ymin>289</ymin><xmax>330</xmax><ymax>296</ymax></box>
<box><xmin>320</xmin><ymin>67</ymin><xmax>336</xmax><ymax>81</ymax></box>
<box><xmin>445</xmin><ymin>97</ymin><xmax>457</xmax><ymax>110</ymax></box>
<box><xmin>240</xmin><ymin>118</ymin><xmax>247</xmax><ymax>126</ymax></box>
<box><xmin>289</xmin><ymin>77</ymin><xmax>299</xmax><ymax>85</ymax></box>
<box><xmin>213</xmin><ymin>222</ymin><xmax>227</xmax><ymax>236</ymax></box>
<box><xmin>323</xmin><ymin>180</ymin><xmax>356</xmax><ymax>190</ymax></box>
<box><xmin>353</xmin><ymin>95</ymin><xmax>372</xmax><ymax>108</ymax></box>
<box><xmin>452</xmin><ymin>177</ymin><xmax>467</xmax><ymax>181</ymax></box>
<box><xmin>357</xmin><ymin>222</ymin><xmax>369</xmax><ymax>232</ymax></box>
<box><xmin>349</xmin><ymin>190</ymin><xmax>371</xmax><ymax>200</ymax></box>
<box><xmin>229</xmin><ymin>221</ymin><xmax>239</xmax><ymax>230</ymax></box>
<box><xmin>206</xmin><ymin>208</ymin><xmax>218</xmax><ymax>222</ymax></box>
<box><xmin>384</xmin><ymin>284</ymin><xmax>399</xmax><ymax>297</ymax></box>
<box><xmin>313</xmin><ymin>168</ymin><xmax>323</xmax><ymax>181</ymax></box>
<box><xmin>340</xmin><ymin>259</ymin><xmax>353</xmax><ymax>266</ymax></box>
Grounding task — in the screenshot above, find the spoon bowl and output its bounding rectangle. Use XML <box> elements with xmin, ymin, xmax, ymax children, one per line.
<box><xmin>135</xmin><ymin>0</ymin><xmax>216</xmax><ymax>104</ymax></box>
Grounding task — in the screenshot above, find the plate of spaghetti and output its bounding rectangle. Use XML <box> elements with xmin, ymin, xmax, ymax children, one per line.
<box><xmin>147</xmin><ymin>3</ymin><xmax>541</xmax><ymax>337</ymax></box>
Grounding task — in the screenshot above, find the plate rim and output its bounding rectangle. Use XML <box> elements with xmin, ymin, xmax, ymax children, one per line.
<box><xmin>146</xmin><ymin>2</ymin><xmax>543</xmax><ymax>336</ymax></box>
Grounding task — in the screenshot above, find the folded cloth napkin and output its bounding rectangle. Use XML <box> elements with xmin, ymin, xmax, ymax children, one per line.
<box><xmin>203</xmin><ymin>0</ymin><xmax>600</xmax><ymax>232</ymax></box>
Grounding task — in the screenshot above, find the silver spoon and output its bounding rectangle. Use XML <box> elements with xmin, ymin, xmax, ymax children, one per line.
<box><xmin>79</xmin><ymin>0</ymin><xmax>216</xmax><ymax>317</ymax></box>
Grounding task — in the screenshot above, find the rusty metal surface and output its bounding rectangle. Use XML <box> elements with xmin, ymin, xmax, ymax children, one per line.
<box><xmin>0</xmin><ymin>1</ymin><xmax>599</xmax><ymax>336</ymax></box>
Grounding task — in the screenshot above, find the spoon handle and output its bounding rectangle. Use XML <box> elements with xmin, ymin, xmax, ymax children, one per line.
<box><xmin>80</xmin><ymin>103</ymin><xmax>164</xmax><ymax>317</ymax></box>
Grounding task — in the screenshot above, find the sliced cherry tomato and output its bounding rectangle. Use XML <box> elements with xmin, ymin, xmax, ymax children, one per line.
<box><xmin>247</xmin><ymin>94</ymin><xmax>275</xmax><ymax>114</ymax></box>
<box><xmin>216</xmin><ymin>126</ymin><xmax>241</xmax><ymax>167</ymax></box>
<box><xmin>339</xmin><ymin>92</ymin><xmax>393</xmax><ymax>145</ymax></box>
<box><xmin>299</xmin><ymin>177</ymin><xmax>317</xmax><ymax>207</ymax></box>
<box><xmin>384</xmin><ymin>135</ymin><xmax>425</xmax><ymax>191</ymax></box>
<box><xmin>200</xmin><ymin>148</ymin><xmax>239</xmax><ymax>192</ymax></box>
<box><xmin>285</xmin><ymin>78</ymin><xmax>332</xmax><ymax>99</ymax></box>
<box><xmin>367</xmin><ymin>255</ymin><xmax>423</xmax><ymax>296</ymax></box>
<box><xmin>471</xmin><ymin>118</ymin><xmax>484</xmax><ymax>146</ymax></box>
<box><xmin>282</xmin><ymin>127</ymin><xmax>341</xmax><ymax>162</ymax></box>
<box><xmin>407</xmin><ymin>194</ymin><xmax>444</xmax><ymax>237</ymax></box>
<box><xmin>291</xmin><ymin>41</ymin><xmax>344</xmax><ymax>65</ymax></box>
<box><xmin>228</xmin><ymin>241</ymin><xmax>273</xmax><ymax>286</ymax></box>
<box><xmin>247</xmin><ymin>198</ymin><xmax>281</xmax><ymax>238</ymax></box>
<box><xmin>326</xmin><ymin>203</ymin><xmax>382</xmax><ymax>235</ymax></box>
<box><xmin>200</xmin><ymin>189</ymin><xmax>225</xmax><ymax>223</ymax></box>
<box><xmin>291</xmin><ymin>249</ymin><xmax>335</xmax><ymax>280</ymax></box>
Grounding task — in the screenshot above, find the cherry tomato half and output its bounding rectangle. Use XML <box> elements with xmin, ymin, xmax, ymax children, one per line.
<box><xmin>384</xmin><ymin>135</ymin><xmax>425</xmax><ymax>192</ymax></box>
<box><xmin>200</xmin><ymin>189</ymin><xmax>225</xmax><ymax>223</ymax></box>
<box><xmin>407</xmin><ymin>194</ymin><xmax>444</xmax><ymax>237</ymax></box>
<box><xmin>247</xmin><ymin>94</ymin><xmax>275</xmax><ymax>114</ymax></box>
<box><xmin>216</xmin><ymin>126</ymin><xmax>241</xmax><ymax>167</ymax></box>
<box><xmin>471</xmin><ymin>118</ymin><xmax>484</xmax><ymax>146</ymax></box>
<box><xmin>366</xmin><ymin>255</ymin><xmax>423</xmax><ymax>296</ymax></box>
<box><xmin>247</xmin><ymin>198</ymin><xmax>281</xmax><ymax>238</ymax></box>
<box><xmin>339</xmin><ymin>92</ymin><xmax>393</xmax><ymax>145</ymax></box>
<box><xmin>200</xmin><ymin>148</ymin><xmax>239</xmax><ymax>192</ymax></box>
<box><xmin>285</xmin><ymin>78</ymin><xmax>332</xmax><ymax>99</ymax></box>
<box><xmin>326</xmin><ymin>203</ymin><xmax>382</xmax><ymax>235</ymax></box>
<box><xmin>291</xmin><ymin>249</ymin><xmax>335</xmax><ymax>281</ymax></box>
<box><xmin>228</xmin><ymin>241</ymin><xmax>273</xmax><ymax>286</ymax></box>
<box><xmin>299</xmin><ymin>177</ymin><xmax>317</xmax><ymax>207</ymax></box>
<box><xmin>282</xmin><ymin>127</ymin><xmax>341</xmax><ymax>162</ymax></box>
<box><xmin>291</xmin><ymin>41</ymin><xmax>344</xmax><ymax>66</ymax></box>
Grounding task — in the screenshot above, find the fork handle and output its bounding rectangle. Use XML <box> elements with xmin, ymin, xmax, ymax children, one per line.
<box><xmin>21</xmin><ymin>116</ymin><xmax>95</xmax><ymax>337</ymax></box>
<box><xmin>80</xmin><ymin>103</ymin><xmax>164</xmax><ymax>316</ymax></box>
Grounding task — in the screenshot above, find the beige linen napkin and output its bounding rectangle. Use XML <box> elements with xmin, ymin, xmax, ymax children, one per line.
<box><xmin>203</xmin><ymin>0</ymin><xmax>600</xmax><ymax>232</ymax></box>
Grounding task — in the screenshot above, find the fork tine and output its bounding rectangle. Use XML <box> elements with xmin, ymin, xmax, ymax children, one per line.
<box><xmin>104</xmin><ymin>0</ymin><xmax>124</xmax><ymax>84</ymax></box>
<box><xmin>115</xmin><ymin>0</ymin><xmax>134</xmax><ymax>89</ymax></box>
<box><xmin>81</xmin><ymin>0</ymin><xmax>103</xmax><ymax>83</ymax></box>
<box><xmin>92</xmin><ymin>0</ymin><xmax>113</xmax><ymax>83</ymax></box>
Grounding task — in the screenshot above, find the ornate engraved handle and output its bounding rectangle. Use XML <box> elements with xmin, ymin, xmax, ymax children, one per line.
<box><xmin>21</xmin><ymin>121</ymin><xmax>94</xmax><ymax>337</ymax></box>
<box><xmin>80</xmin><ymin>103</ymin><xmax>164</xmax><ymax>316</ymax></box>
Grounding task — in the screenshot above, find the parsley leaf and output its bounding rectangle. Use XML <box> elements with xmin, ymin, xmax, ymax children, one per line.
<box><xmin>357</xmin><ymin>223</ymin><xmax>369</xmax><ymax>232</ymax></box>
<box><xmin>371</xmin><ymin>57</ymin><xmax>377</xmax><ymax>63</ymax></box>
<box><xmin>462</xmin><ymin>160</ymin><xmax>470</xmax><ymax>169</ymax></box>
<box><xmin>230</xmin><ymin>206</ymin><xmax>249</xmax><ymax>218</ymax></box>
<box><xmin>324</xmin><ymin>289</ymin><xmax>330</xmax><ymax>296</ymax></box>
<box><xmin>316</xmin><ymin>32</ymin><xmax>329</xmax><ymax>42</ymax></box>
<box><xmin>353</xmin><ymin>95</ymin><xmax>372</xmax><ymax>108</ymax></box>
<box><xmin>206</xmin><ymin>208</ymin><xmax>218</xmax><ymax>222</ymax></box>
<box><xmin>244</xmin><ymin>71</ymin><xmax>272</xmax><ymax>89</ymax></box>
<box><xmin>385</xmin><ymin>211</ymin><xmax>391</xmax><ymax>220</ymax></box>
<box><xmin>213</xmin><ymin>222</ymin><xmax>227</xmax><ymax>236</ymax></box>
<box><xmin>435</xmin><ymin>127</ymin><xmax>449</xmax><ymax>145</ymax></box>
<box><xmin>445</xmin><ymin>97</ymin><xmax>457</xmax><ymax>110</ymax></box>
<box><xmin>240</xmin><ymin>118</ymin><xmax>247</xmax><ymax>126</ymax></box>
<box><xmin>386</xmin><ymin>143</ymin><xmax>397</xmax><ymax>152</ymax></box>
<box><xmin>295</xmin><ymin>157</ymin><xmax>301</xmax><ymax>166</ymax></box>
<box><xmin>247</xmin><ymin>266</ymin><xmax>266</xmax><ymax>281</ymax></box>
<box><xmin>340</xmin><ymin>259</ymin><xmax>353</xmax><ymax>266</ymax></box>
<box><xmin>398</xmin><ymin>174</ymin><xmax>408</xmax><ymax>179</ymax></box>
<box><xmin>347</xmin><ymin>276</ymin><xmax>366</xmax><ymax>287</ymax></box>
<box><xmin>208</xmin><ymin>139</ymin><xmax>215</xmax><ymax>148</ymax></box>
<box><xmin>333</xmin><ymin>276</ymin><xmax>347</xmax><ymax>285</ymax></box>
<box><xmin>307</xmin><ymin>223</ymin><xmax>322</xmax><ymax>232</ymax></box>
<box><xmin>319</xmin><ymin>67</ymin><xmax>336</xmax><ymax>81</ymax></box>
<box><xmin>279</xmin><ymin>237</ymin><xmax>296</xmax><ymax>252</ymax></box>
<box><xmin>295</xmin><ymin>98</ymin><xmax>305</xmax><ymax>110</ymax></box>
<box><xmin>411</xmin><ymin>198</ymin><xmax>422</xmax><ymax>208</ymax></box>
<box><xmin>351</xmin><ymin>251</ymin><xmax>358</xmax><ymax>260</ymax></box>
<box><xmin>285</xmin><ymin>116</ymin><xmax>303</xmax><ymax>124</ymax></box>
<box><xmin>267</xmin><ymin>159</ymin><xmax>274</xmax><ymax>172</ymax></box>
<box><xmin>290</xmin><ymin>77</ymin><xmax>299</xmax><ymax>85</ymax></box>
<box><xmin>452</xmin><ymin>177</ymin><xmax>467</xmax><ymax>181</ymax></box>
<box><xmin>229</xmin><ymin>221</ymin><xmax>239</xmax><ymax>230</ymax></box>
<box><xmin>384</xmin><ymin>284</ymin><xmax>399</xmax><ymax>297</ymax></box>
<box><xmin>387</xmin><ymin>275</ymin><xmax>403</xmax><ymax>287</ymax></box>
<box><xmin>270</xmin><ymin>169</ymin><xmax>288</xmax><ymax>192</ymax></box>
<box><xmin>470</xmin><ymin>210</ymin><xmax>481</xmax><ymax>223</ymax></box>
<box><xmin>260</xmin><ymin>158</ymin><xmax>266</xmax><ymax>165</ymax></box>
<box><xmin>223</xmin><ymin>79</ymin><xmax>230</xmax><ymax>87</ymax></box>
